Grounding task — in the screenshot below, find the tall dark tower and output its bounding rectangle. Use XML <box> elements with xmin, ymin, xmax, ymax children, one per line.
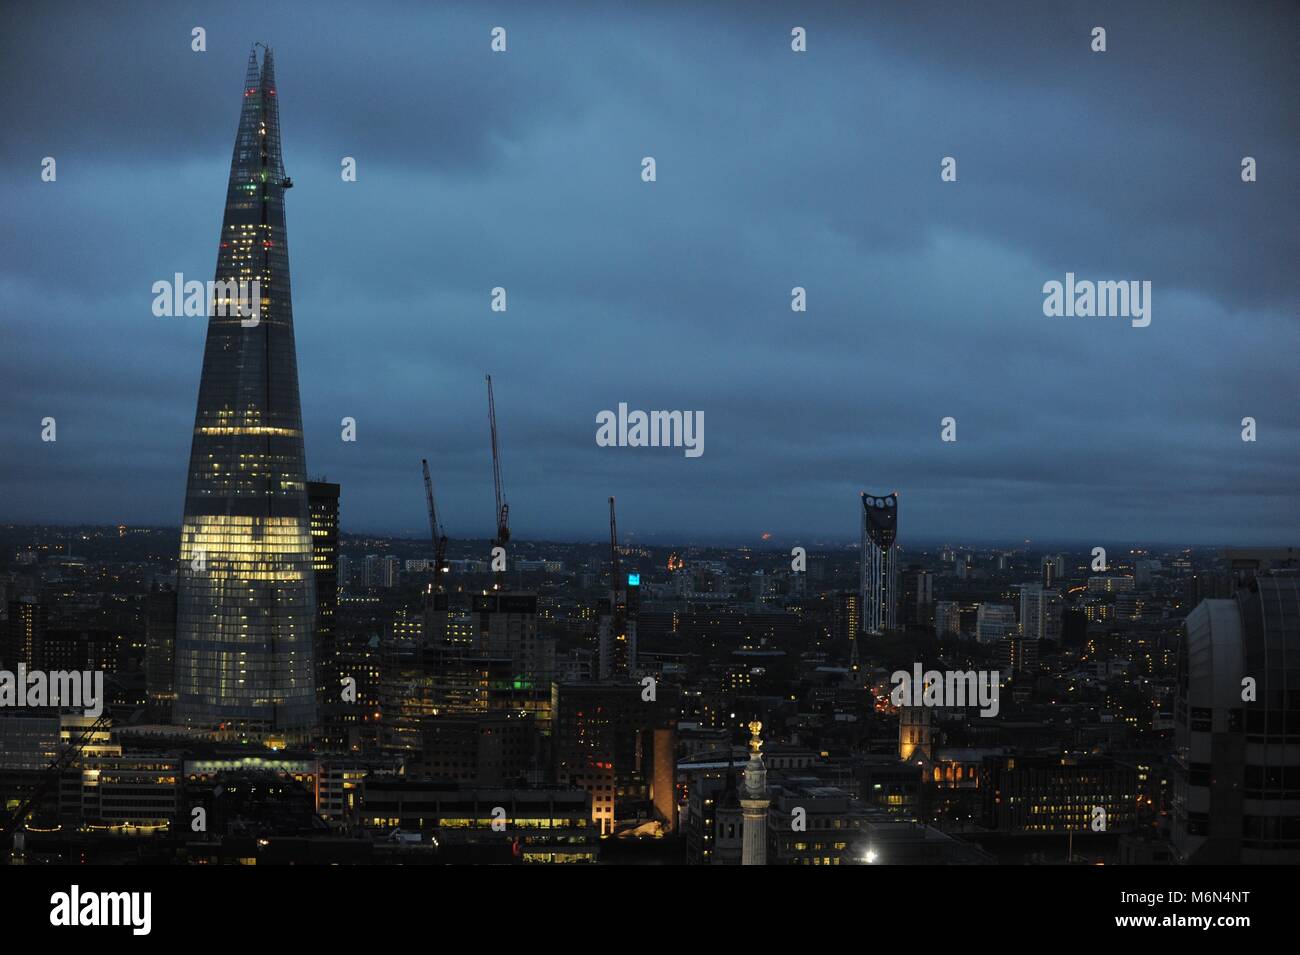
<box><xmin>307</xmin><ymin>480</ymin><xmax>340</xmax><ymax>724</ymax></box>
<box><xmin>859</xmin><ymin>492</ymin><xmax>899</xmax><ymax>637</ymax></box>
<box><xmin>173</xmin><ymin>46</ymin><xmax>316</xmax><ymax>741</ymax></box>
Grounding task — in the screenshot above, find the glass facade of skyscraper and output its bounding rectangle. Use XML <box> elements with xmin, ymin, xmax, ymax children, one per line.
<box><xmin>173</xmin><ymin>47</ymin><xmax>316</xmax><ymax>740</ymax></box>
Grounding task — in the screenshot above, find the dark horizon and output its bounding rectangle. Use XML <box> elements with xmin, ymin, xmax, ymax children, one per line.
<box><xmin>0</xmin><ymin>518</ymin><xmax>1272</xmax><ymax>554</ymax></box>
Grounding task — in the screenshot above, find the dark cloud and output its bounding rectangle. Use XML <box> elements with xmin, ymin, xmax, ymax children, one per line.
<box><xmin>1</xmin><ymin>0</ymin><xmax>1297</xmax><ymax>545</ymax></box>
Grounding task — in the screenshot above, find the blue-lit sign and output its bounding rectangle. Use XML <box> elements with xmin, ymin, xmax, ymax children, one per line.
<box><xmin>627</xmin><ymin>573</ymin><xmax>640</xmax><ymax>586</ymax></box>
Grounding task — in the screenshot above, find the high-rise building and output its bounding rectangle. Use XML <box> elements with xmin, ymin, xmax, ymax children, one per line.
<box><xmin>308</xmin><ymin>481</ymin><xmax>340</xmax><ymax>721</ymax></box>
<box><xmin>172</xmin><ymin>47</ymin><xmax>316</xmax><ymax>741</ymax></box>
<box><xmin>1043</xmin><ymin>592</ymin><xmax>1063</xmax><ymax>642</ymax></box>
<box><xmin>1041</xmin><ymin>554</ymin><xmax>1064</xmax><ymax>588</ymax></box>
<box><xmin>144</xmin><ymin>585</ymin><xmax>177</xmax><ymax>721</ymax></box>
<box><xmin>1018</xmin><ymin>583</ymin><xmax>1062</xmax><ymax>642</ymax></box>
<box><xmin>4</xmin><ymin>598</ymin><xmax>46</xmax><ymax>668</ymax></box>
<box><xmin>934</xmin><ymin>601</ymin><xmax>961</xmax><ymax>638</ymax></box>
<box><xmin>859</xmin><ymin>492</ymin><xmax>899</xmax><ymax>635</ymax></box>
<box><xmin>833</xmin><ymin>591</ymin><xmax>860</xmax><ymax>646</ymax></box>
<box><xmin>475</xmin><ymin>592</ymin><xmax>554</xmax><ymax>691</ymax></box>
<box><xmin>975</xmin><ymin>603</ymin><xmax>1015</xmax><ymax>644</ymax></box>
<box><xmin>1173</xmin><ymin>572</ymin><xmax>1300</xmax><ymax>863</ymax></box>
<box><xmin>381</xmin><ymin>555</ymin><xmax>400</xmax><ymax>589</ymax></box>
<box><xmin>900</xmin><ymin>564</ymin><xmax>933</xmax><ymax>628</ymax></box>
<box><xmin>307</xmin><ymin>482</ymin><xmax>340</xmax><ymax>637</ymax></box>
<box><xmin>998</xmin><ymin>634</ymin><xmax>1039</xmax><ymax>675</ymax></box>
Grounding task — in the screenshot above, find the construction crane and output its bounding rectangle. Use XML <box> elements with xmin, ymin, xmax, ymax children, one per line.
<box><xmin>608</xmin><ymin>496</ymin><xmax>629</xmax><ymax>675</ymax></box>
<box><xmin>609</xmin><ymin>496</ymin><xmax>620</xmax><ymax>586</ymax></box>
<box><xmin>486</xmin><ymin>375</ymin><xmax>509</xmax><ymax>588</ymax></box>
<box><xmin>421</xmin><ymin>458</ymin><xmax>449</xmax><ymax>603</ymax></box>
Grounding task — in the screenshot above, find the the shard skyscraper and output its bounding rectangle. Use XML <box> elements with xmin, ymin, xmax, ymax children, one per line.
<box><xmin>173</xmin><ymin>46</ymin><xmax>316</xmax><ymax>741</ymax></box>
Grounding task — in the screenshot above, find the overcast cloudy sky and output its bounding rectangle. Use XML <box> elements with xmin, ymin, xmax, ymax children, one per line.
<box><xmin>2</xmin><ymin>1</ymin><xmax>1297</xmax><ymax>546</ymax></box>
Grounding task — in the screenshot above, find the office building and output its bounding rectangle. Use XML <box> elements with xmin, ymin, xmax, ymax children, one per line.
<box><xmin>975</xmin><ymin>604</ymin><xmax>1015</xmax><ymax>644</ymax></box>
<box><xmin>1173</xmin><ymin>572</ymin><xmax>1300</xmax><ymax>863</ymax></box>
<box><xmin>144</xmin><ymin>586</ymin><xmax>177</xmax><ymax>722</ymax></box>
<box><xmin>172</xmin><ymin>47</ymin><xmax>316</xmax><ymax>740</ymax></box>
<box><xmin>900</xmin><ymin>565</ymin><xmax>934</xmax><ymax>628</ymax></box>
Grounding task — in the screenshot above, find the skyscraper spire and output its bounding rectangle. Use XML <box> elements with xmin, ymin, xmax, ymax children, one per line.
<box><xmin>172</xmin><ymin>46</ymin><xmax>315</xmax><ymax>742</ymax></box>
<box><xmin>258</xmin><ymin>45</ymin><xmax>285</xmax><ymax>184</ymax></box>
<box><xmin>242</xmin><ymin>44</ymin><xmax>260</xmax><ymax>93</ymax></box>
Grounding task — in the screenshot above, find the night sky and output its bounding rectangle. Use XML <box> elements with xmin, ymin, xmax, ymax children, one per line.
<box><xmin>2</xmin><ymin>1</ymin><xmax>1297</xmax><ymax>545</ymax></box>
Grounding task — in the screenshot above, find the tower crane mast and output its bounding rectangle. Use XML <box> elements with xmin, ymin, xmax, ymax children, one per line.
<box><xmin>609</xmin><ymin>496</ymin><xmax>620</xmax><ymax>585</ymax></box>
<box><xmin>421</xmin><ymin>458</ymin><xmax>448</xmax><ymax>594</ymax></box>
<box><xmin>486</xmin><ymin>375</ymin><xmax>509</xmax><ymax>587</ymax></box>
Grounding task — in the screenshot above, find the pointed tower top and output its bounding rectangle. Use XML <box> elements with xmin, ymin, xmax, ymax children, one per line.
<box><xmin>259</xmin><ymin>44</ymin><xmax>277</xmax><ymax>92</ymax></box>
<box><xmin>242</xmin><ymin>45</ymin><xmax>260</xmax><ymax>94</ymax></box>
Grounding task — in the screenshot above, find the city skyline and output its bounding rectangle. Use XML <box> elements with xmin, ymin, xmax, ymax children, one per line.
<box><xmin>3</xmin><ymin>1</ymin><xmax>1298</xmax><ymax>544</ymax></box>
<box><xmin>1</xmin><ymin>2</ymin><xmax>1296</xmax><ymax>895</ymax></box>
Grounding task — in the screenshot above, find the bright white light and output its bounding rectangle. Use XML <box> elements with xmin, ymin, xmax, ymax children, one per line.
<box><xmin>864</xmin><ymin>849</ymin><xmax>878</xmax><ymax>864</ymax></box>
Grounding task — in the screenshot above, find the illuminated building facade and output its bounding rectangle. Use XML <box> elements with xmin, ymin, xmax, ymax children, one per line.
<box><xmin>833</xmin><ymin>590</ymin><xmax>859</xmax><ymax>649</ymax></box>
<box><xmin>308</xmin><ymin>481</ymin><xmax>340</xmax><ymax>736</ymax></box>
<box><xmin>320</xmin><ymin>635</ymin><xmax>383</xmax><ymax>752</ymax></box>
<box><xmin>997</xmin><ymin>634</ymin><xmax>1039</xmax><ymax>675</ymax></box>
<box><xmin>553</xmin><ymin>681</ymin><xmax>676</xmax><ymax>836</ymax></box>
<box><xmin>1041</xmin><ymin>554</ymin><xmax>1064</xmax><ymax>588</ymax></box>
<box><xmin>173</xmin><ymin>47</ymin><xmax>316</xmax><ymax>740</ymax></box>
<box><xmin>934</xmin><ymin>600</ymin><xmax>961</xmax><ymax>638</ymax></box>
<box><xmin>307</xmin><ymin>482</ymin><xmax>339</xmax><ymax>648</ymax></box>
<box><xmin>859</xmin><ymin>492</ymin><xmax>899</xmax><ymax>635</ymax></box>
<box><xmin>63</xmin><ymin>754</ymin><xmax>182</xmax><ymax>832</ymax></box>
<box><xmin>357</xmin><ymin>781</ymin><xmax>597</xmax><ymax>863</ymax></box>
<box><xmin>4</xmin><ymin>598</ymin><xmax>46</xmax><ymax>667</ymax></box>
<box><xmin>899</xmin><ymin>705</ymin><xmax>932</xmax><ymax>762</ymax></box>
<box><xmin>980</xmin><ymin>755</ymin><xmax>1136</xmax><ymax>833</ymax></box>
